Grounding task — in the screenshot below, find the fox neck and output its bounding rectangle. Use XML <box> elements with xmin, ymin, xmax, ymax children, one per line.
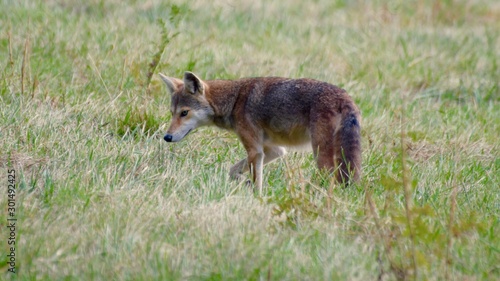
<box><xmin>204</xmin><ymin>80</ymin><xmax>241</xmax><ymax>130</ymax></box>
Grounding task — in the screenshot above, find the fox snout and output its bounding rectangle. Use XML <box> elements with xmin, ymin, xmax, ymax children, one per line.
<box><xmin>163</xmin><ymin>128</ymin><xmax>193</xmax><ymax>143</ymax></box>
<box><xmin>164</xmin><ymin>134</ymin><xmax>173</xmax><ymax>142</ymax></box>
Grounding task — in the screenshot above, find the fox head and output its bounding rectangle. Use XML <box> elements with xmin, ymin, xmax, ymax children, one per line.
<box><xmin>159</xmin><ymin>72</ymin><xmax>214</xmax><ymax>142</ymax></box>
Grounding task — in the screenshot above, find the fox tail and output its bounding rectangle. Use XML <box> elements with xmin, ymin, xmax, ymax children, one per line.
<box><xmin>337</xmin><ymin>112</ymin><xmax>362</xmax><ymax>184</ymax></box>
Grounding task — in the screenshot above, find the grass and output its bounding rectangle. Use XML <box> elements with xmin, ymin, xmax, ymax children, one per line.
<box><xmin>1</xmin><ymin>0</ymin><xmax>499</xmax><ymax>280</ymax></box>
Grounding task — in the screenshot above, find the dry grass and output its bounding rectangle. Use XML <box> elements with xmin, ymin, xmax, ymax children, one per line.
<box><xmin>1</xmin><ymin>0</ymin><xmax>499</xmax><ymax>280</ymax></box>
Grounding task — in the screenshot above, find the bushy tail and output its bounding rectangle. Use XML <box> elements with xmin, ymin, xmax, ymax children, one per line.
<box><xmin>337</xmin><ymin>112</ymin><xmax>362</xmax><ymax>184</ymax></box>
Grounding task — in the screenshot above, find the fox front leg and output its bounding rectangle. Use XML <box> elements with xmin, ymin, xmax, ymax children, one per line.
<box><xmin>229</xmin><ymin>153</ymin><xmax>264</xmax><ymax>194</ymax></box>
<box><xmin>229</xmin><ymin>158</ymin><xmax>249</xmax><ymax>181</ymax></box>
<box><xmin>246</xmin><ymin>148</ymin><xmax>264</xmax><ymax>194</ymax></box>
<box><xmin>229</xmin><ymin>146</ymin><xmax>286</xmax><ymax>186</ymax></box>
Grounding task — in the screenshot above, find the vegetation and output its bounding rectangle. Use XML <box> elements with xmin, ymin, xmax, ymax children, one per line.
<box><xmin>1</xmin><ymin>0</ymin><xmax>499</xmax><ymax>280</ymax></box>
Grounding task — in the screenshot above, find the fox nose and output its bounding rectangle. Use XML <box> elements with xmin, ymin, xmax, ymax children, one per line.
<box><xmin>164</xmin><ymin>134</ymin><xmax>173</xmax><ymax>142</ymax></box>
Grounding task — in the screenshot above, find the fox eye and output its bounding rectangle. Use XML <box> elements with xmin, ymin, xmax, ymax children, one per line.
<box><xmin>180</xmin><ymin>110</ymin><xmax>189</xmax><ymax>117</ymax></box>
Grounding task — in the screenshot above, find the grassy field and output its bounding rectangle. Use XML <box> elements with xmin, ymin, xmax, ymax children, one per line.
<box><xmin>1</xmin><ymin>0</ymin><xmax>499</xmax><ymax>280</ymax></box>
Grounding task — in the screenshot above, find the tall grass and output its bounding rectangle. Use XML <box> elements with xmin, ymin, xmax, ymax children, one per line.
<box><xmin>1</xmin><ymin>0</ymin><xmax>499</xmax><ymax>280</ymax></box>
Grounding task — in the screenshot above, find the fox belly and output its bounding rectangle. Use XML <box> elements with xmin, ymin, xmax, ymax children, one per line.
<box><xmin>263</xmin><ymin>125</ymin><xmax>311</xmax><ymax>148</ymax></box>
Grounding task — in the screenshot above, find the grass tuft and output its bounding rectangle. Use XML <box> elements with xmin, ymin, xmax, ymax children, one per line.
<box><xmin>115</xmin><ymin>106</ymin><xmax>163</xmax><ymax>138</ymax></box>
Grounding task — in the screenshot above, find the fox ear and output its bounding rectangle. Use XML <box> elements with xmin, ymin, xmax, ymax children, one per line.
<box><xmin>183</xmin><ymin>71</ymin><xmax>204</xmax><ymax>95</ymax></box>
<box><xmin>159</xmin><ymin>73</ymin><xmax>183</xmax><ymax>94</ymax></box>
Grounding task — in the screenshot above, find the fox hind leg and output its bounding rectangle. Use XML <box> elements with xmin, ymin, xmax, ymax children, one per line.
<box><xmin>311</xmin><ymin>112</ymin><xmax>361</xmax><ymax>185</ymax></box>
<box><xmin>310</xmin><ymin>113</ymin><xmax>339</xmax><ymax>172</ymax></box>
<box><xmin>311</xmin><ymin>135</ymin><xmax>336</xmax><ymax>175</ymax></box>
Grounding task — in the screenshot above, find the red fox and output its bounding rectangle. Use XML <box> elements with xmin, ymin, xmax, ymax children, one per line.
<box><xmin>160</xmin><ymin>72</ymin><xmax>361</xmax><ymax>193</ymax></box>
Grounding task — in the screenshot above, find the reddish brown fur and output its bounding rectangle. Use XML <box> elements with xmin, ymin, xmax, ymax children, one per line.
<box><xmin>160</xmin><ymin>72</ymin><xmax>361</xmax><ymax>193</ymax></box>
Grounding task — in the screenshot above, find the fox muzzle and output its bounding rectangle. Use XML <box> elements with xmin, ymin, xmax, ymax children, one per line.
<box><xmin>164</xmin><ymin>134</ymin><xmax>173</xmax><ymax>142</ymax></box>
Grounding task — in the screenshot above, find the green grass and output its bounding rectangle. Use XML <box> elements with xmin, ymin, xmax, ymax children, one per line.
<box><xmin>1</xmin><ymin>0</ymin><xmax>499</xmax><ymax>280</ymax></box>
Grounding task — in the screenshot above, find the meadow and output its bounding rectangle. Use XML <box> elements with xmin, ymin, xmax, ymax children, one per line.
<box><xmin>1</xmin><ymin>0</ymin><xmax>499</xmax><ymax>280</ymax></box>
